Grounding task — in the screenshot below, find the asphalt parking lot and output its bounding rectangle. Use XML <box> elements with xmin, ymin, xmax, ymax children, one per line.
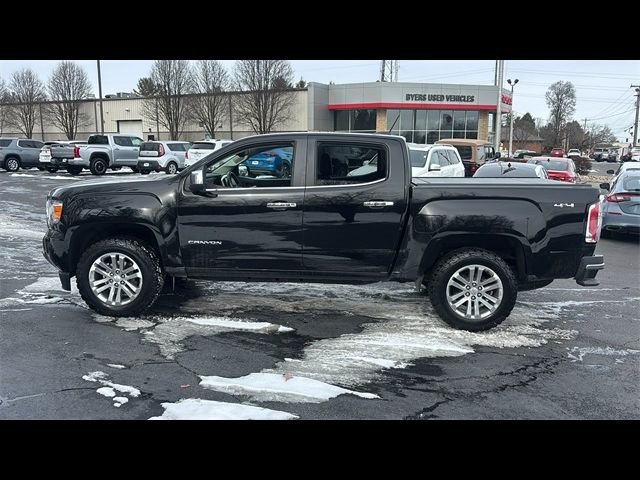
<box><xmin>0</xmin><ymin>165</ymin><xmax>638</xmax><ymax>419</ymax></box>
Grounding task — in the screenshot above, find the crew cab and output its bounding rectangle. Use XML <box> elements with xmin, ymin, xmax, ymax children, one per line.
<box><xmin>70</xmin><ymin>134</ymin><xmax>144</xmax><ymax>175</ymax></box>
<box><xmin>43</xmin><ymin>133</ymin><xmax>604</xmax><ymax>331</ymax></box>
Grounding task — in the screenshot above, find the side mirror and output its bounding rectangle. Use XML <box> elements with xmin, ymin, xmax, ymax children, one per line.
<box><xmin>189</xmin><ymin>169</ymin><xmax>206</xmax><ymax>194</ymax></box>
<box><xmin>606</xmin><ymin>170</ymin><xmax>615</xmax><ymax>174</ymax></box>
<box><xmin>599</xmin><ymin>183</ymin><xmax>610</xmax><ymax>191</ymax></box>
<box><xmin>429</xmin><ymin>163</ymin><xmax>441</xmax><ymax>172</ymax></box>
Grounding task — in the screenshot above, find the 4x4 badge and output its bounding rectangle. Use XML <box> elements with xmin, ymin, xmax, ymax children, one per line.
<box><xmin>553</xmin><ymin>203</ymin><xmax>574</xmax><ymax>208</ymax></box>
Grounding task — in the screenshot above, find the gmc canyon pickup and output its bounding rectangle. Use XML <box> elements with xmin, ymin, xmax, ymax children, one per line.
<box><xmin>43</xmin><ymin>133</ymin><xmax>604</xmax><ymax>331</ymax></box>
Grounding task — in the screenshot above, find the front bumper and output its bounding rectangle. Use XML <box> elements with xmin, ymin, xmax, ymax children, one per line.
<box><xmin>574</xmin><ymin>255</ymin><xmax>604</xmax><ymax>286</ymax></box>
<box><xmin>43</xmin><ymin>229</ymin><xmax>72</xmax><ymax>291</ymax></box>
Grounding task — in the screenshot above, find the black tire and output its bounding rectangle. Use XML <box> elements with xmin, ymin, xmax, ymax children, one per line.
<box><xmin>518</xmin><ymin>279</ymin><xmax>553</xmax><ymax>291</ymax></box>
<box><xmin>110</xmin><ymin>166</ymin><xmax>122</xmax><ymax>171</ymax></box>
<box><xmin>130</xmin><ymin>166</ymin><xmax>139</xmax><ymax>173</ymax></box>
<box><xmin>427</xmin><ymin>248</ymin><xmax>517</xmax><ymax>331</ymax></box>
<box><xmin>37</xmin><ymin>167</ymin><xmax>46</xmax><ymax>171</ymax></box>
<box><xmin>5</xmin><ymin>156</ymin><xmax>20</xmax><ymax>172</ymax></box>
<box><xmin>76</xmin><ymin>237</ymin><xmax>164</xmax><ymax>317</ymax></box>
<box><xmin>140</xmin><ymin>170</ymin><xmax>150</xmax><ymax>175</ymax></box>
<box><xmin>166</xmin><ymin>162</ymin><xmax>178</xmax><ymax>175</ymax></box>
<box><xmin>90</xmin><ymin>157</ymin><xmax>108</xmax><ymax>175</ymax></box>
<box><xmin>46</xmin><ymin>166</ymin><xmax>59</xmax><ymax>173</ymax></box>
<box><xmin>67</xmin><ymin>166</ymin><xmax>83</xmax><ymax>176</ymax></box>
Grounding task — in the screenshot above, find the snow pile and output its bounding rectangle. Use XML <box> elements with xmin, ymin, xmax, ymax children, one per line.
<box><xmin>567</xmin><ymin>346</ymin><xmax>640</xmax><ymax>363</ymax></box>
<box><xmin>200</xmin><ymin>372</ymin><xmax>379</xmax><ymax>403</ymax></box>
<box><xmin>82</xmin><ymin>370</ymin><xmax>141</xmax><ymax>408</ymax></box>
<box><xmin>149</xmin><ymin>398</ymin><xmax>298</xmax><ymax>420</ymax></box>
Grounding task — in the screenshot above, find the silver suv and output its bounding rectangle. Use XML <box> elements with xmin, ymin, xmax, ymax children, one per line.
<box><xmin>0</xmin><ymin>138</ymin><xmax>46</xmax><ymax>172</ymax></box>
<box><xmin>137</xmin><ymin>141</ymin><xmax>191</xmax><ymax>174</ymax></box>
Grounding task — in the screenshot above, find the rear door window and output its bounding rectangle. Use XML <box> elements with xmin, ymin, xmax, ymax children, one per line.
<box><xmin>88</xmin><ymin>135</ymin><xmax>109</xmax><ymax>145</ymax></box>
<box><xmin>317</xmin><ymin>143</ymin><xmax>387</xmax><ymax>185</ymax></box>
<box><xmin>168</xmin><ymin>143</ymin><xmax>186</xmax><ymax>152</ymax></box>
<box><xmin>0</xmin><ymin>140</ymin><xmax>12</xmax><ymax>147</ymax></box>
<box><xmin>455</xmin><ymin>145</ymin><xmax>473</xmax><ymax>160</ymax></box>
<box><xmin>114</xmin><ymin>136</ymin><xmax>133</xmax><ymax>147</ymax></box>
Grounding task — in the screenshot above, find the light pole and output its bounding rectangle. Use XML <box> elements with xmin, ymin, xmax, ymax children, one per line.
<box><xmin>507</xmin><ymin>78</ymin><xmax>519</xmax><ymax>156</ymax></box>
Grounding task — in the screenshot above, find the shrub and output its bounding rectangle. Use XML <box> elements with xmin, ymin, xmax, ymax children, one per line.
<box><xmin>572</xmin><ymin>155</ymin><xmax>592</xmax><ymax>175</ymax></box>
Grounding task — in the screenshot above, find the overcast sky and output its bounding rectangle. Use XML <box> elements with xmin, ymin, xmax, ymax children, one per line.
<box><xmin>1</xmin><ymin>60</ymin><xmax>638</xmax><ymax>141</ymax></box>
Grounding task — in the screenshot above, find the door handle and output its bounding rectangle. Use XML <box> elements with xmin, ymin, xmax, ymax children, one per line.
<box><xmin>363</xmin><ymin>201</ymin><xmax>394</xmax><ymax>208</ymax></box>
<box><xmin>114</xmin><ymin>148</ymin><xmax>120</xmax><ymax>151</ymax></box>
<box><xmin>267</xmin><ymin>202</ymin><xmax>297</xmax><ymax>209</ymax></box>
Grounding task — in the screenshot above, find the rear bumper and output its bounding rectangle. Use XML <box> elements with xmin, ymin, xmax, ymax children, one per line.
<box><xmin>137</xmin><ymin>159</ymin><xmax>163</xmax><ymax>171</ymax></box>
<box><xmin>574</xmin><ymin>255</ymin><xmax>604</xmax><ymax>286</ymax></box>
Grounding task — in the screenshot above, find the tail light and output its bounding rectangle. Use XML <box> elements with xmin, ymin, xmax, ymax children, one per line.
<box><xmin>585</xmin><ymin>201</ymin><xmax>602</xmax><ymax>243</ymax></box>
<box><xmin>185</xmin><ymin>150</ymin><xmax>189</xmax><ymax>159</ymax></box>
<box><xmin>606</xmin><ymin>193</ymin><xmax>640</xmax><ymax>202</ymax></box>
<box><xmin>158</xmin><ymin>144</ymin><xmax>165</xmax><ymax>156</ymax></box>
<box><xmin>73</xmin><ymin>146</ymin><xmax>80</xmax><ymax>158</ymax></box>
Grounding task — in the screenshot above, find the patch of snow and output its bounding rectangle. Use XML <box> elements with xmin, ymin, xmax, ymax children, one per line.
<box><xmin>83</xmin><ymin>371</ymin><xmax>108</xmax><ymax>382</ymax></box>
<box><xmin>82</xmin><ymin>370</ymin><xmax>141</xmax><ymax>399</ymax></box>
<box><xmin>567</xmin><ymin>346</ymin><xmax>640</xmax><ymax>362</ymax></box>
<box><xmin>200</xmin><ymin>372</ymin><xmax>379</xmax><ymax>403</ymax></box>
<box><xmin>113</xmin><ymin>397</ymin><xmax>128</xmax><ymax>407</ymax></box>
<box><xmin>149</xmin><ymin>398</ymin><xmax>298</xmax><ymax>420</ymax></box>
<box><xmin>96</xmin><ymin>387</ymin><xmax>116</xmax><ymax>398</ymax></box>
<box><xmin>185</xmin><ymin>316</ymin><xmax>292</xmax><ymax>332</ymax></box>
<box><xmin>115</xmin><ymin>318</ymin><xmax>156</xmax><ymax>331</ymax></box>
<box><xmin>10</xmin><ymin>173</ymin><xmax>77</xmax><ymax>180</ymax></box>
<box><xmin>107</xmin><ymin>364</ymin><xmax>126</xmax><ymax>369</ymax></box>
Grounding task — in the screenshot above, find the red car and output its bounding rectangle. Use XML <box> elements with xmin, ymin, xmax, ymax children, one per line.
<box><xmin>527</xmin><ymin>157</ymin><xmax>577</xmax><ymax>182</ymax></box>
<box><xmin>550</xmin><ymin>148</ymin><xmax>565</xmax><ymax>157</ymax></box>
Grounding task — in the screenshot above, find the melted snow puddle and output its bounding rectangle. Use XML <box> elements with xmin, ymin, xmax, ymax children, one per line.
<box><xmin>82</xmin><ymin>371</ymin><xmax>140</xmax><ymax>408</ymax></box>
<box><xmin>567</xmin><ymin>346</ymin><xmax>640</xmax><ymax>363</ymax></box>
<box><xmin>5</xmin><ymin>276</ymin><xmax>87</xmax><ymax>309</ymax></box>
<box><xmin>149</xmin><ymin>399</ymin><xmax>297</xmax><ymax>420</ymax></box>
<box><xmin>199</xmin><ymin>301</ymin><xmax>580</xmax><ymax>403</ymax></box>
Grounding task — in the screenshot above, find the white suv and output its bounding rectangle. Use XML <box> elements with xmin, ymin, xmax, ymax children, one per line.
<box><xmin>408</xmin><ymin>143</ymin><xmax>465</xmax><ymax>177</ymax></box>
<box><xmin>184</xmin><ymin>139</ymin><xmax>234</xmax><ymax>166</ymax></box>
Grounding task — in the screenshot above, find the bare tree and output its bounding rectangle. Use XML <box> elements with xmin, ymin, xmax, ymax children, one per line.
<box><xmin>545</xmin><ymin>81</ymin><xmax>576</xmax><ymax>147</ymax></box>
<box><xmin>141</xmin><ymin>60</ymin><xmax>193</xmax><ymax>140</ymax></box>
<box><xmin>0</xmin><ymin>78</ymin><xmax>8</xmax><ymax>136</ymax></box>
<box><xmin>233</xmin><ymin>60</ymin><xmax>296</xmax><ymax>134</ymax></box>
<box><xmin>189</xmin><ymin>60</ymin><xmax>229</xmax><ymax>138</ymax></box>
<box><xmin>6</xmin><ymin>68</ymin><xmax>46</xmax><ymax>138</ymax></box>
<box><xmin>46</xmin><ymin>61</ymin><xmax>92</xmax><ymax>140</ymax></box>
<box><xmin>134</xmin><ymin>77</ymin><xmax>159</xmax><ymax>97</ymax></box>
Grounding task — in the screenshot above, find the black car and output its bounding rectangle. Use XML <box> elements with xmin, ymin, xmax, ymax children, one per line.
<box><xmin>473</xmin><ymin>162</ymin><xmax>549</xmax><ymax>179</ymax></box>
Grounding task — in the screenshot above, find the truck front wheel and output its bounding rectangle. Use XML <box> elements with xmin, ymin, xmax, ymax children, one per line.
<box><xmin>427</xmin><ymin>248</ymin><xmax>517</xmax><ymax>331</ymax></box>
<box><xmin>90</xmin><ymin>158</ymin><xmax>108</xmax><ymax>175</ymax></box>
<box><xmin>76</xmin><ymin>237</ymin><xmax>164</xmax><ymax>317</ymax></box>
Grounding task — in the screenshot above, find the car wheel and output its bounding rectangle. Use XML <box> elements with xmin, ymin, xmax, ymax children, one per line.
<box><xmin>110</xmin><ymin>166</ymin><xmax>122</xmax><ymax>171</ymax></box>
<box><xmin>90</xmin><ymin>158</ymin><xmax>108</xmax><ymax>175</ymax></box>
<box><xmin>5</xmin><ymin>156</ymin><xmax>20</xmax><ymax>172</ymax></box>
<box><xmin>67</xmin><ymin>166</ymin><xmax>83</xmax><ymax>176</ymax></box>
<box><xmin>427</xmin><ymin>248</ymin><xmax>517</xmax><ymax>331</ymax></box>
<box><xmin>279</xmin><ymin>161</ymin><xmax>291</xmax><ymax>178</ymax></box>
<box><xmin>140</xmin><ymin>170</ymin><xmax>150</xmax><ymax>175</ymax></box>
<box><xmin>76</xmin><ymin>237</ymin><xmax>164</xmax><ymax>317</ymax></box>
<box><xmin>46</xmin><ymin>166</ymin><xmax>59</xmax><ymax>173</ymax></box>
<box><xmin>166</xmin><ymin>162</ymin><xmax>178</xmax><ymax>174</ymax></box>
<box><xmin>130</xmin><ymin>166</ymin><xmax>139</xmax><ymax>173</ymax></box>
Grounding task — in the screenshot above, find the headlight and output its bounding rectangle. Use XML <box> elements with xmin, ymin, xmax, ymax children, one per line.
<box><xmin>46</xmin><ymin>199</ymin><xmax>63</xmax><ymax>227</ymax></box>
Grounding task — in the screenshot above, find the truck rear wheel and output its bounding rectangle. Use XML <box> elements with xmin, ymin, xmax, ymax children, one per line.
<box><xmin>67</xmin><ymin>166</ymin><xmax>83</xmax><ymax>176</ymax></box>
<box><xmin>76</xmin><ymin>237</ymin><xmax>164</xmax><ymax>317</ymax></box>
<box><xmin>90</xmin><ymin>158</ymin><xmax>108</xmax><ymax>175</ymax></box>
<box><xmin>427</xmin><ymin>248</ymin><xmax>517</xmax><ymax>331</ymax></box>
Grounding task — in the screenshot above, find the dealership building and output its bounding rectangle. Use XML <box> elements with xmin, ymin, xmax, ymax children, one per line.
<box><xmin>0</xmin><ymin>82</ymin><xmax>512</xmax><ymax>144</ymax></box>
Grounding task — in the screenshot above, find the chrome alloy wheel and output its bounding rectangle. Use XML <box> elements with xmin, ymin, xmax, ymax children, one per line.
<box><xmin>89</xmin><ymin>252</ymin><xmax>143</xmax><ymax>306</ymax></box>
<box><xmin>445</xmin><ymin>264</ymin><xmax>503</xmax><ymax>321</ymax></box>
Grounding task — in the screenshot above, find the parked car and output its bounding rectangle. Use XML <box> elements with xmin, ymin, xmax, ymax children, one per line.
<box><xmin>607</xmin><ymin>148</ymin><xmax>619</xmax><ymax>163</ymax></box>
<box><xmin>607</xmin><ymin>161</ymin><xmax>640</xmax><ymax>183</ymax></box>
<box><xmin>0</xmin><ymin>138</ymin><xmax>45</xmax><ymax>172</ymax></box>
<box><xmin>184</xmin><ymin>139</ymin><xmax>234</xmax><ymax>167</ymax></box>
<box><xmin>70</xmin><ymin>134</ymin><xmax>144</xmax><ymax>175</ymax></box>
<box><xmin>239</xmin><ymin>146</ymin><xmax>293</xmax><ymax>177</ymax></box>
<box><xmin>473</xmin><ymin>162</ymin><xmax>548</xmax><ymax>179</ymax></box>
<box><xmin>590</xmin><ymin>147</ymin><xmax>609</xmax><ymax>162</ymax></box>
<box><xmin>39</xmin><ymin>140</ymin><xmax>88</xmax><ymax>174</ymax></box>
<box><xmin>527</xmin><ymin>156</ymin><xmax>578</xmax><ymax>183</ymax></box>
<box><xmin>567</xmin><ymin>149</ymin><xmax>581</xmax><ymax>157</ymax></box>
<box><xmin>630</xmin><ymin>147</ymin><xmax>640</xmax><ymax>162</ymax></box>
<box><xmin>137</xmin><ymin>141</ymin><xmax>191</xmax><ymax>174</ymax></box>
<box><xmin>599</xmin><ymin>170</ymin><xmax>640</xmax><ymax>237</ymax></box>
<box><xmin>43</xmin><ymin>132</ymin><xmax>604</xmax><ymax>332</ymax></box>
<box><xmin>435</xmin><ymin>138</ymin><xmax>499</xmax><ymax>177</ymax></box>
<box><xmin>550</xmin><ymin>147</ymin><xmax>565</xmax><ymax>157</ymax></box>
<box><xmin>408</xmin><ymin>143</ymin><xmax>465</xmax><ymax>177</ymax></box>
<box><xmin>512</xmin><ymin>149</ymin><xmax>538</xmax><ymax>160</ymax></box>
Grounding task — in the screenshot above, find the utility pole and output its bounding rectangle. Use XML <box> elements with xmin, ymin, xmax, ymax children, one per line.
<box><xmin>494</xmin><ymin>60</ymin><xmax>504</xmax><ymax>152</ymax></box>
<box><xmin>97</xmin><ymin>60</ymin><xmax>104</xmax><ymax>134</ymax></box>
<box><xmin>631</xmin><ymin>85</ymin><xmax>640</xmax><ymax>147</ymax></box>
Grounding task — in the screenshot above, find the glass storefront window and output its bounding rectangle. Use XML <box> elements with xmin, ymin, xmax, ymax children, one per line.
<box><xmin>413</xmin><ymin>131</ymin><xmax>426</xmax><ymax>144</ymax></box>
<box><xmin>440</xmin><ymin>130</ymin><xmax>453</xmax><ymax>140</ymax></box>
<box><xmin>415</xmin><ymin>110</ymin><xmax>427</xmax><ymax>131</ymax></box>
<box><xmin>453</xmin><ymin>111</ymin><xmax>466</xmax><ymax>130</ymax></box>
<box><xmin>387</xmin><ymin>109</ymin><xmax>400</xmax><ymax>132</ymax></box>
<box><xmin>351</xmin><ymin>109</ymin><xmax>376</xmax><ymax>131</ymax></box>
<box><xmin>466</xmin><ymin>111</ymin><xmax>479</xmax><ymax>131</ymax></box>
<box><xmin>335</xmin><ymin>110</ymin><xmax>349</xmax><ymax>131</ymax></box>
<box><xmin>400</xmin><ymin>110</ymin><xmax>414</xmax><ymax>132</ymax></box>
<box><xmin>426</xmin><ymin>131</ymin><xmax>439</xmax><ymax>144</ymax></box>
<box><xmin>453</xmin><ymin>131</ymin><xmax>465</xmax><ymax>139</ymax></box>
<box><xmin>467</xmin><ymin>130</ymin><xmax>478</xmax><ymax>139</ymax></box>
<box><xmin>440</xmin><ymin>111</ymin><xmax>453</xmax><ymax>130</ymax></box>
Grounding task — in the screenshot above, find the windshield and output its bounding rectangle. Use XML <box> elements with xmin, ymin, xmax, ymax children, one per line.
<box><xmin>409</xmin><ymin>149</ymin><xmax>429</xmax><ymax>167</ymax></box>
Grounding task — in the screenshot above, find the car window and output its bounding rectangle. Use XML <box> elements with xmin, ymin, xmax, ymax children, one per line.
<box><xmin>0</xmin><ymin>139</ymin><xmax>11</xmax><ymax>147</ymax></box>
<box><xmin>168</xmin><ymin>143</ymin><xmax>186</xmax><ymax>152</ymax></box>
<box><xmin>622</xmin><ymin>176</ymin><xmax>640</xmax><ymax>192</ymax></box>
<box><xmin>436</xmin><ymin>150</ymin><xmax>451</xmax><ymax>166</ymax></box>
<box><xmin>317</xmin><ymin>143</ymin><xmax>386</xmax><ymax>185</ymax></box>
<box><xmin>409</xmin><ymin>149</ymin><xmax>428</xmax><ymax>168</ymax></box>
<box><xmin>17</xmin><ymin>140</ymin><xmax>31</xmax><ymax>148</ymax></box>
<box><xmin>203</xmin><ymin>143</ymin><xmax>294</xmax><ymax>189</ymax></box>
<box><xmin>485</xmin><ymin>145</ymin><xmax>495</xmax><ymax>159</ymax></box>
<box><xmin>445</xmin><ymin>150</ymin><xmax>460</xmax><ymax>165</ymax></box>
<box><xmin>454</xmin><ymin>145</ymin><xmax>472</xmax><ymax>160</ymax></box>
<box><xmin>191</xmin><ymin>142</ymin><xmax>216</xmax><ymax>150</ymax></box>
<box><xmin>114</xmin><ymin>136</ymin><xmax>133</xmax><ymax>147</ymax></box>
<box><xmin>88</xmin><ymin>135</ymin><xmax>109</xmax><ymax>145</ymax></box>
<box><xmin>131</xmin><ymin>137</ymin><xmax>143</xmax><ymax>147</ymax></box>
<box><xmin>30</xmin><ymin>140</ymin><xmax>44</xmax><ymax>149</ymax></box>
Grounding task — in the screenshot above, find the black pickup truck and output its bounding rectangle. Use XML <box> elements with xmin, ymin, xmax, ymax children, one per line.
<box><xmin>43</xmin><ymin>133</ymin><xmax>604</xmax><ymax>331</ymax></box>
